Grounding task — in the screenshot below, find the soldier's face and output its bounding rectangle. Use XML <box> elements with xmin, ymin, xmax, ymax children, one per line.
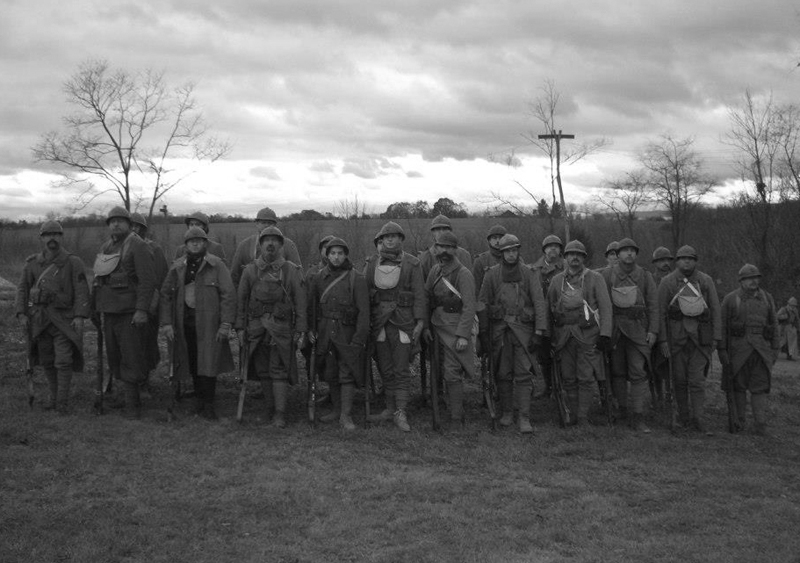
<box><xmin>606</xmin><ymin>251</ymin><xmax>618</xmax><ymax>266</ymax></box>
<box><xmin>654</xmin><ymin>258</ymin><xmax>673</xmax><ymax>273</ymax></box>
<box><xmin>435</xmin><ymin>243</ymin><xmax>455</xmax><ymax>262</ymax></box>
<box><xmin>255</xmin><ymin>219</ymin><xmax>275</xmax><ymax>232</ymax></box>
<box><xmin>132</xmin><ymin>224</ymin><xmax>146</xmax><ymax>238</ymax></box>
<box><xmin>618</xmin><ymin>247</ymin><xmax>637</xmax><ymax>265</ymax></box>
<box><xmin>188</xmin><ymin>219</ymin><xmax>207</xmax><ymax>231</ymax></box>
<box><xmin>502</xmin><ymin>247</ymin><xmax>519</xmax><ymax>265</ymax></box>
<box><xmin>676</xmin><ymin>257</ymin><xmax>696</xmax><ymax>275</ymax></box>
<box><xmin>740</xmin><ymin>277</ymin><xmax>760</xmax><ymax>291</ymax></box>
<box><xmin>431</xmin><ymin>227</ymin><xmax>449</xmax><ymax>241</ymax></box>
<box><xmin>565</xmin><ymin>252</ymin><xmax>585</xmax><ymax>269</ymax></box>
<box><xmin>488</xmin><ymin>234</ymin><xmax>503</xmax><ymax>250</ymax></box>
<box><xmin>544</xmin><ymin>244</ymin><xmax>561</xmax><ymax>261</ymax></box>
<box><xmin>108</xmin><ymin>218</ymin><xmax>130</xmax><ymax>238</ymax></box>
<box><xmin>185</xmin><ymin>238</ymin><xmax>207</xmax><ymax>256</ymax></box>
<box><xmin>382</xmin><ymin>234</ymin><xmax>401</xmax><ymax>250</ymax></box>
<box><xmin>328</xmin><ymin>247</ymin><xmax>346</xmax><ymax>267</ymax></box>
<box><xmin>41</xmin><ymin>232</ymin><xmax>62</xmax><ymax>252</ymax></box>
<box><xmin>260</xmin><ymin>236</ymin><xmax>283</xmax><ymax>260</ymax></box>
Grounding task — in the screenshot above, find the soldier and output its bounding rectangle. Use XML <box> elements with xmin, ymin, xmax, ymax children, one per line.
<box><xmin>131</xmin><ymin>212</ymin><xmax>169</xmax><ymax>381</ymax></box>
<box><xmin>776</xmin><ymin>297</ymin><xmax>799</xmax><ymax>360</ymax></box>
<box><xmin>472</xmin><ymin>224</ymin><xmax>507</xmax><ymax>297</ymax></box>
<box><xmin>92</xmin><ymin>207</ymin><xmax>157</xmax><ymax>418</ymax></box>
<box><xmin>528</xmin><ymin>234</ymin><xmax>565</xmax><ymax>399</ymax></box>
<box><xmin>657</xmin><ymin>245</ymin><xmax>721</xmax><ymax>433</ymax></box>
<box><xmin>364</xmin><ymin>222</ymin><xmax>426</xmax><ymax>432</ymax></box>
<box><xmin>424</xmin><ymin>231</ymin><xmax>477</xmax><ymax>426</ymax></box>
<box><xmin>15</xmin><ymin>220</ymin><xmax>90</xmax><ymax>413</ymax></box>
<box><xmin>418</xmin><ymin>214</ymin><xmax>473</xmax><ymax>281</ymax></box>
<box><xmin>547</xmin><ymin>240</ymin><xmax>613</xmax><ymax>425</ymax></box>
<box><xmin>231</xmin><ymin>207</ymin><xmax>302</xmax><ymax>285</ymax></box>
<box><xmin>478</xmin><ymin>234</ymin><xmax>547</xmax><ymax>433</ymax></box>
<box><xmin>600</xmin><ymin>238</ymin><xmax>659</xmax><ymax>432</ymax></box>
<box><xmin>718</xmin><ymin>264</ymin><xmax>779</xmax><ymax>436</ymax></box>
<box><xmin>236</xmin><ymin>226</ymin><xmax>307</xmax><ymax>428</ymax></box>
<box><xmin>307</xmin><ymin>237</ymin><xmax>370</xmax><ymax>430</ymax></box>
<box><xmin>305</xmin><ymin>234</ymin><xmax>335</xmax><ymax>283</ymax></box>
<box><xmin>604</xmin><ymin>241</ymin><xmax>619</xmax><ymax>270</ymax></box>
<box><xmin>159</xmin><ymin>227</ymin><xmax>236</xmax><ymax>420</ymax></box>
<box><xmin>174</xmin><ymin>211</ymin><xmax>228</xmax><ymax>264</ymax></box>
<box><xmin>650</xmin><ymin>246</ymin><xmax>674</xmax><ymax>408</ymax></box>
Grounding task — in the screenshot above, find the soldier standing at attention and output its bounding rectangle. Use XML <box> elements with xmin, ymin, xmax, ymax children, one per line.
<box><xmin>478</xmin><ymin>234</ymin><xmax>547</xmax><ymax>433</ymax></box>
<box><xmin>528</xmin><ymin>234</ymin><xmax>565</xmax><ymax>399</ymax></box>
<box><xmin>600</xmin><ymin>241</ymin><xmax>619</xmax><ymax>271</ymax></box>
<box><xmin>600</xmin><ymin>238</ymin><xmax>659</xmax><ymax>432</ymax></box>
<box><xmin>718</xmin><ymin>265</ymin><xmax>779</xmax><ymax>436</ymax></box>
<box><xmin>650</xmin><ymin>246</ymin><xmax>674</xmax><ymax>408</ymax></box>
<box><xmin>472</xmin><ymin>224</ymin><xmax>507</xmax><ymax>297</ymax></box>
<box><xmin>425</xmin><ymin>231</ymin><xmax>477</xmax><ymax>426</ymax></box>
<box><xmin>174</xmin><ymin>211</ymin><xmax>228</xmax><ymax>264</ymax></box>
<box><xmin>418</xmin><ymin>215</ymin><xmax>472</xmax><ymax>281</ymax></box>
<box><xmin>231</xmin><ymin>207</ymin><xmax>302</xmax><ymax>286</ymax></box>
<box><xmin>160</xmin><ymin>227</ymin><xmax>236</xmax><ymax>420</ymax></box>
<box><xmin>776</xmin><ymin>297</ymin><xmax>799</xmax><ymax>360</ymax></box>
<box><xmin>657</xmin><ymin>245</ymin><xmax>721</xmax><ymax>434</ymax></box>
<box><xmin>547</xmin><ymin>240</ymin><xmax>613</xmax><ymax>425</ymax></box>
<box><xmin>364</xmin><ymin>222</ymin><xmax>426</xmax><ymax>432</ymax></box>
<box><xmin>651</xmin><ymin>247</ymin><xmax>674</xmax><ymax>287</ymax></box>
<box><xmin>92</xmin><ymin>207</ymin><xmax>157</xmax><ymax>418</ymax></box>
<box><xmin>236</xmin><ymin>226</ymin><xmax>307</xmax><ymax>428</ymax></box>
<box><xmin>15</xmin><ymin>220</ymin><xmax>90</xmax><ymax>413</ymax></box>
<box><xmin>307</xmin><ymin>238</ymin><xmax>370</xmax><ymax>431</ymax></box>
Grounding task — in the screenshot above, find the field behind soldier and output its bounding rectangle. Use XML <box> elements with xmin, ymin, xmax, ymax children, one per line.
<box><xmin>2</xmin><ymin>285</ymin><xmax>800</xmax><ymax>562</ymax></box>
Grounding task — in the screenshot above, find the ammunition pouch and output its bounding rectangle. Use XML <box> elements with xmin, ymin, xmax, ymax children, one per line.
<box><xmin>613</xmin><ymin>305</ymin><xmax>645</xmax><ymax>320</ymax></box>
<box><xmin>108</xmin><ymin>272</ymin><xmax>130</xmax><ymax>289</ymax></box>
<box><xmin>374</xmin><ymin>288</ymin><xmax>397</xmax><ymax>303</ymax></box>
<box><xmin>397</xmin><ymin>290</ymin><xmax>415</xmax><ymax>308</ymax></box>
<box><xmin>250</xmin><ymin>299</ymin><xmax>293</xmax><ymax>320</ymax></box>
<box><xmin>272</xmin><ymin>301</ymin><xmax>293</xmax><ymax>321</ymax></box>
<box><xmin>554</xmin><ymin>309</ymin><xmax>584</xmax><ymax>327</ymax></box>
<box><xmin>520</xmin><ymin>307</ymin><xmax>536</xmax><ymax>323</ymax></box>
<box><xmin>435</xmin><ymin>295</ymin><xmax>463</xmax><ymax>314</ymax></box>
<box><xmin>320</xmin><ymin>304</ymin><xmax>358</xmax><ymax>325</ymax></box>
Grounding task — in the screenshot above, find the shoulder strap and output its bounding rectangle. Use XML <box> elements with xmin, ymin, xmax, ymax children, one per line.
<box><xmin>319</xmin><ymin>270</ymin><xmax>350</xmax><ymax>303</ymax></box>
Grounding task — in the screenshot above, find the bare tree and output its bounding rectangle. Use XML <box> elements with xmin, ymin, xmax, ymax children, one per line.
<box><xmin>32</xmin><ymin>59</ymin><xmax>230</xmax><ymax>221</ymax></box>
<box><xmin>639</xmin><ymin>134</ymin><xmax>717</xmax><ymax>249</ymax></box>
<box><xmin>334</xmin><ymin>195</ymin><xmax>372</xmax><ymax>266</ymax></box>
<box><xmin>599</xmin><ymin>170</ymin><xmax>652</xmax><ymax>238</ymax></box>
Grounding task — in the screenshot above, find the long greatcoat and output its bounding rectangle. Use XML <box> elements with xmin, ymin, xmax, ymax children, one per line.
<box><xmin>160</xmin><ymin>253</ymin><xmax>236</xmax><ymax>379</ymax></box>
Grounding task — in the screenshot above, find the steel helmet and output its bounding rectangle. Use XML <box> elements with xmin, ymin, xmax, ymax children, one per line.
<box><xmin>430</xmin><ymin>215</ymin><xmax>452</xmax><ymax>231</ymax></box>
<box><xmin>487</xmin><ymin>224</ymin><xmax>507</xmax><ymax>239</ymax></box>
<box><xmin>652</xmin><ymin>247</ymin><xmax>673</xmax><ymax>262</ymax></box>
<box><xmin>541</xmin><ymin>234</ymin><xmax>563</xmax><ymax>252</ymax></box>
<box><xmin>737</xmin><ymin>263</ymin><xmax>761</xmax><ymax>281</ymax></box>
<box><xmin>106</xmin><ymin>206</ymin><xmax>131</xmax><ymax>224</ymax></box>
<box><xmin>185</xmin><ymin>211</ymin><xmax>210</xmax><ymax>230</ymax></box>
<box><xmin>434</xmin><ymin>231</ymin><xmax>459</xmax><ymax>247</ymax></box>
<box><xmin>789</xmin><ymin>297</ymin><xmax>798</xmax><ymax>306</ymax></box>
<box><xmin>258</xmin><ymin>226</ymin><xmax>285</xmax><ymax>244</ymax></box>
<box><xmin>374</xmin><ymin>221</ymin><xmax>406</xmax><ymax>244</ymax></box>
<box><xmin>498</xmin><ymin>234</ymin><xmax>521</xmax><ymax>252</ymax></box>
<box><xmin>325</xmin><ymin>237</ymin><xmax>350</xmax><ymax>255</ymax></box>
<box><xmin>675</xmin><ymin>245</ymin><xmax>698</xmax><ymax>260</ymax></box>
<box><xmin>318</xmin><ymin>234</ymin><xmax>335</xmax><ymax>250</ymax></box>
<box><xmin>184</xmin><ymin>226</ymin><xmax>208</xmax><ymax>242</ymax></box>
<box><xmin>605</xmin><ymin>241</ymin><xmax>619</xmax><ymax>256</ymax></box>
<box><xmin>256</xmin><ymin>207</ymin><xmax>278</xmax><ymax>223</ymax></box>
<box><xmin>39</xmin><ymin>220</ymin><xmax>64</xmax><ymax>235</ymax></box>
<box><xmin>130</xmin><ymin>212</ymin><xmax>148</xmax><ymax>229</ymax></box>
<box><xmin>617</xmin><ymin>238</ymin><xmax>639</xmax><ymax>253</ymax></box>
<box><xmin>564</xmin><ymin>240</ymin><xmax>588</xmax><ymax>257</ymax></box>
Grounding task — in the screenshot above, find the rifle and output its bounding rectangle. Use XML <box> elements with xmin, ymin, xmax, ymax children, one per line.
<box><xmin>307</xmin><ymin>300</ymin><xmax>318</xmax><ymax>425</ymax></box>
<box><xmin>92</xmin><ymin>314</ymin><xmax>104</xmax><ymax>415</ymax></box>
<box><xmin>550</xmin><ymin>347</ymin><xmax>573</xmax><ymax>427</ymax></box>
<box><xmin>721</xmin><ymin>323</ymin><xmax>742</xmax><ymax>433</ymax></box>
<box><xmin>236</xmin><ymin>337</ymin><xmax>250</xmax><ymax>422</ymax></box>
<box><xmin>24</xmin><ymin>322</ymin><xmax>34</xmax><ymax>408</ymax></box>
<box><xmin>663</xmin><ymin>321</ymin><xmax>678</xmax><ymax>432</ymax></box>
<box><xmin>364</xmin><ymin>342</ymin><xmax>372</xmax><ymax>428</ymax></box>
<box><xmin>482</xmin><ymin>320</ymin><xmax>498</xmax><ymax>430</ymax></box>
<box><xmin>597</xmin><ymin>347</ymin><xmax>616</xmax><ymax>425</ymax></box>
<box><xmin>429</xmin><ymin>332</ymin><xmax>441</xmax><ymax>431</ymax></box>
<box><xmin>419</xmin><ymin>339</ymin><xmax>428</xmax><ymax>407</ymax></box>
<box><xmin>166</xmin><ymin>340</ymin><xmax>179</xmax><ymax>422</ymax></box>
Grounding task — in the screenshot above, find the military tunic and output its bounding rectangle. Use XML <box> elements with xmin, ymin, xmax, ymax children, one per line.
<box><xmin>419</xmin><ymin>245</ymin><xmax>472</xmax><ymax>282</ymax></box>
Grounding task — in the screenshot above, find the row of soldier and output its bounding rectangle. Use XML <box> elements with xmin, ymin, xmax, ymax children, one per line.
<box><xmin>16</xmin><ymin>207</ymin><xmax>784</xmax><ymax>436</ymax></box>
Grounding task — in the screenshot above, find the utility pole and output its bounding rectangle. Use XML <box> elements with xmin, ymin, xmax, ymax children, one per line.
<box><xmin>160</xmin><ymin>204</ymin><xmax>169</xmax><ymax>246</ymax></box>
<box><xmin>538</xmin><ymin>130</ymin><xmax>575</xmax><ymax>242</ymax></box>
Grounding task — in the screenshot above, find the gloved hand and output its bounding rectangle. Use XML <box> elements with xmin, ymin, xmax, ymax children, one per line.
<box><xmin>159</xmin><ymin>324</ymin><xmax>175</xmax><ymax>341</ymax></box>
<box><xmin>596</xmin><ymin>335</ymin><xmax>612</xmax><ymax>352</ymax></box>
<box><xmin>132</xmin><ymin>310</ymin><xmax>148</xmax><ymax>326</ymax></box>
<box><xmin>529</xmin><ymin>333</ymin><xmax>543</xmax><ymax>353</ymax></box>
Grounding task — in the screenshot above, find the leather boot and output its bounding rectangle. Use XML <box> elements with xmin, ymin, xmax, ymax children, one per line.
<box><xmin>122</xmin><ymin>381</ymin><xmax>141</xmax><ymax>419</ymax></box>
<box><xmin>56</xmin><ymin>371</ymin><xmax>72</xmax><ymax>414</ymax></box>
<box><xmin>448</xmin><ymin>381</ymin><xmax>464</xmax><ymax>424</ymax></box>
<box><xmin>751</xmin><ymin>393</ymin><xmax>769</xmax><ymax>436</ymax></box>
<box><xmin>611</xmin><ymin>377</ymin><xmax>628</xmax><ymax>418</ymax></box>
<box><xmin>733</xmin><ymin>391</ymin><xmax>747</xmax><ymax>430</ymax></box>
<box><xmin>339</xmin><ymin>383</ymin><xmax>356</xmax><ymax>431</ymax></box>
<box><xmin>272</xmin><ymin>381</ymin><xmax>288</xmax><ymax>428</ymax></box>
<box><xmin>191</xmin><ymin>376</ymin><xmax>204</xmax><ymax>415</ymax></box>
<box><xmin>566</xmin><ymin>388</ymin><xmax>580</xmax><ymax>425</ymax></box>
<box><xmin>629</xmin><ymin>412</ymin><xmax>651</xmax><ymax>433</ymax></box>
<box><xmin>320</xmin><ymin>382</ymin><xmax>341</xmax><ymax>423</ymax></box>
<box><xmin>393</xmin><ymin>408</ymin><xmax>411</xmax><ymax>432</ymax></box>
<box><xmin>260</xmin><ymin>378</ymin><xmax>274</xmax><ymax>421</ymax></box>
<box><xmin>629</xmin><ymin>380</ymin><xmax>650</xmax><ymax>433</ymax></box>
<box><xmin>368</xmin><ymin>392</ymin><xmax>395</xmax><ymax>423</ymax></box>
<box><xmin>44</xmin><ymin>369</ymin><xmax>58</xmax><ymax>410</ymax></box>
<box><xmin>516</xmin><ymin>383</ymin><xmax>533</xmax><ymax>434</ymax></box>
<box><xmin>577</xmin><ymin>386</ymin><xmax>594</xmax><ymax>425</ymax></box>
<box><xmin>201</xmin><ymin>377</ymin><xmax>218</xmax><ymax>420</ymax></box>
<box><xmin>498</xmin><ymin>381</ymin><xmax>514</xmax><ymax>426</ymax></box>
<box><xmin>690</xmin><ymin>389</ymin><xmax>711</xmax><ymax>435</ymax></box>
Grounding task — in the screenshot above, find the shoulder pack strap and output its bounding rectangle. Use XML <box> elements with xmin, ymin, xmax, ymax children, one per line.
<box><xmin>319</xmin><ymin>270</ymin><xmax>350</xmax><ymax>303</ymax></box>
<box><xmin>441</xmin><ymin>273</ymin><xmax>463</xmax><ymax>301</ymax></box>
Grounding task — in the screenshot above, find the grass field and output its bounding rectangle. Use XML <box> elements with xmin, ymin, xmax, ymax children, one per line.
<box><xmin>2</xmin><ymin>297</ymin><xmax>800</xmax><ymax>563</ymax></box>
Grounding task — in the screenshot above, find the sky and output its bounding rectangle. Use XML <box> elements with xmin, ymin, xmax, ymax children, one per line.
<box><xmin>1</xmin><ymin>0</ymin><xmax>798</xmax><ymax>221</ymax></box>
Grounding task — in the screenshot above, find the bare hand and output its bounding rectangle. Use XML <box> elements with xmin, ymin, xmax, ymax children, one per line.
<box><xmin>646</xmin><ymin>332</ymin><xmax>657</xmax><ymax>347</ymax></box>
<box><xmin>160</xmin><ymin>325</ymin><xmax>175</xmax><ymax>341</ymax></box>
<box><xmin>412</xmin><ymin>320</ymin><xmax>424</xmax><ymax>343</ymax></box>
<box><xmin>296</xmin><ymin>332</ymin><xmax>306</xmax><ymax>348</ymax></box>
<box><xmin>216</xmin><ymin>326</ymin><xmax>230</xmax><ymax>342</ymax></box>
<box><xmin>18</xmin><ymin>314</ymin><xmax>29</xmax><ymax>330</ymax></box>
<box><xmin>423</xmin><ymin>328</ymin><xmax>433</xmax><ymax>343</ymax></box>
<box><xmin>455</xmin><ymin>337</ymin><xmax>468</xmax><ymax>351</ymax></box>
<box><xmin>132</xmin><ymin>310</ymin><xmax>148</xmax><ymax>326</ymax></box>
<box><xmin>308</xmin><ymin>331</ymin><xmax>317</xmax><ymax>345</ymax></box>
<box><xmin>71</xmin><ymin>317</ymin><xmax>85</xmax><ymax>333</ymax></box>
<box><xmin>659</xmin><ymin>342</ymin><xmax>670</xmax><ymax>358</ymax></box>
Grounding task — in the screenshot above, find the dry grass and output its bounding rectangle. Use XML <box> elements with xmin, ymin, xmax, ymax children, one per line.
<box><xmin>2</xmin><ymin>298</ymin><xmax>800</xmax><ymax>563</ymax></box>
